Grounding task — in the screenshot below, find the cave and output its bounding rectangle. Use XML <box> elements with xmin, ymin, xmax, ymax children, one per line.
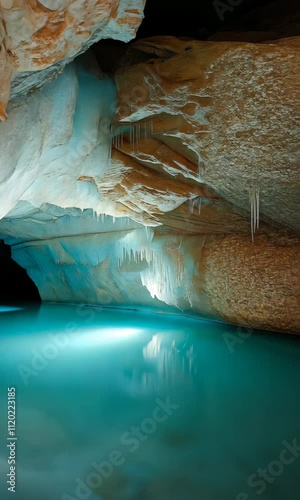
<box><xmin>136</xmin><ymin>0</ymin><xmax>277</xmax><ymax>38</ymax></box>
<box><xmin>0</xmin><ymin>1</ymin><xmax>299</xmax><ymax>499</ymax></box>
<box><xmin>0</xmin><ymin>240</ymin><xmax>40</xmax><ymax>302</ymax></box>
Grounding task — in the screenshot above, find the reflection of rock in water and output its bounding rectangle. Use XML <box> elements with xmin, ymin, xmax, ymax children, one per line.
<box><xmin>143</xmin><ymin>333</ymin><xmax>198</xmax><ymax>380</ymax></box>
<box><xmin>120</xmin><ymin>332</ymin><xmax>198</xmax><ymax>396</ymax></box>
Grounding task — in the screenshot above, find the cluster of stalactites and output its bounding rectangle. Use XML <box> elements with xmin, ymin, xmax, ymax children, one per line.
<box><xmin>111</xmin><ymin>120</ymin><xmax>154</xmax><ymax>153</ymax></box>
<box><xmin>115</xmin><ymin>226</ymin><xmax>154</xmax><ymax>267</ymax></box>
<box><xmin>188</xmin><ymin>196</ymin><xmax>202</xmax><ymax>215</ymax></box>
<box><xmin>140</xmin><ymin>239</ymin><xmax>185</xmax><ymax>303</ymax></box>
<box><xmin>114</xmin><ymin>225</ymin><xmax>186</xmax><ymax>304</ymax></box>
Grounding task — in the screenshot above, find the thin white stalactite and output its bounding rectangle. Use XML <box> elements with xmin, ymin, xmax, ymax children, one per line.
<box><xmin>256</xmin><ymin>189</ymin><xmax>260</xmax><ymax>229</ymax></box>
<box><xmin>188</xmin><ymin>197</ymin><xmax>202</xmax><ymax>215</ymax></box>
<box><xmin>249</xmin><ymin>187</ymin><xmax>260</xmax><ymax>242</ymax></box>
<box><xmin>130</xmin><ymin>124</ymin><xmax>133</xmax><ymax>147</ymax></box>
<box><xmin>198</xmin><ymin>198</ymin><xmax>202</xmax><ymax>215</ymax></box>
<box><xmin>132</xmin><ymin>124</ymin><xmax>135</xmax><ymax>151</ymax></box>
<box><xmin>108</xmin><ymin>125</ymin><xmax>113</xmax><ymax>167</ymax></box>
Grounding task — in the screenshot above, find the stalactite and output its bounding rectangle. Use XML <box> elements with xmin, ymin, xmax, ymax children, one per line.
<box><xmin>188</xmin><ymin>197</ymin><xmax>202</xmax><ymax>215</ymax></box>
<box><xmin>249</xmin><ymin>186</ymin><xmax>260</xmax><ymax>242</ymax></box>
<box><xmin>107</xmin><ymin>124</ymin><xmax>113</xmax><ymax>167</ymax></box>
<box><xmin>140</xmin><ymin>238</ymin><xmax>185</xmax><ymax>303</ymax></box>
<box><xmin>116</xmin><ymin>227</ymin><xmax>154</xmax><ymax>268</ymax></box>
<box><xmin>112</xmin><ymin>120</ymin><xmax>154</xmax><ymax>152</ymax></box>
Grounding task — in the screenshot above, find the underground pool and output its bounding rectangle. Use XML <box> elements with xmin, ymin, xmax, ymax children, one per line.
<box><xmin>0</xmin><ymin>303</ymin><xmax>300</xmax><ymax>500</ymax></box>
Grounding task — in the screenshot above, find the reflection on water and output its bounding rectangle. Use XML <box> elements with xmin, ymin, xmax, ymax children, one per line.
<box><xmin>0</xmin><ymin>303</ymin><xmax>300</xmax><ymax>500</ymax></box>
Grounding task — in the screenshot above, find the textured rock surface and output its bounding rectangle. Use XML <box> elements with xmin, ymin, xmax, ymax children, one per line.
<box><xmin>0</xmin><ymin>54</ymin><xmax>116</xmax><ymax>218</ymax></box>
<box><xmin>202</xmin><ymin>231</ymin><xmax>300</xmax><ymax>334</ymax></box>
<box><xmin>0</xmin><ymin>35</ymin><xmax>299</xmax><ymax>334</ymax></box>
<box><xmin>115</xmin><ymin>36</ymin><xmax>300</xmax><ymax>233</ymax></box>
<box><xmin>0</xmin><ymin>53</ymin><xmax>209</xmax><ymax>224</ymax></box>
<box><xmin>1</xmin><ymin>208</ymin><xmax>299</xmax><ymax>334</ymax></box>
<box><xmin>0</xmin><ymin>0</ymin><xmax>145</xmax><ymax>117</ymax></box>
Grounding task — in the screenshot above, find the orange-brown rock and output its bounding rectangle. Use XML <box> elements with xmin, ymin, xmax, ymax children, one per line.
<box><xmin>115</xmin><ymin>36</ymin><xmax>300</xmax><ymax>234</ymax></box>
<box><xmin>0</xmin><ymin>0</ymin><xmax>145</xmax><ymax>115</ymax></box>
<box><xmin>201</xmin><ymin>231</ymin><xmax>300</xmax><ymax>334</ymax></box>
<box><xmin>105</xmin><ymin>35</ymin><xmax>300</xmax><ymax>333</ymax></box>
<box><xmin>1</xmin><ymin>33</ymin><xmax>299</xmax><ymax>335</ymax></box>
<box><xmin>78</xmin><ymin>147</ymin><xmax>217</xmax><ymax>225</ymax></box>
<box><xmin>0</xmin><ymin>15</ymin><xmax>12</xmax><ymax>121</ymax></box>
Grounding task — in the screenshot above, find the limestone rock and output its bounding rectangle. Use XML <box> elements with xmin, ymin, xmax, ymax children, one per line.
<box><xmin>1</xmin><ymin>208</ymin><xmax>299</xmax><ymax>334</ymax></box>
<box><xmin>115</xmin><ymin>36</ymin><xmax>300</xmax><ymax>233</ymax></box>
<box><xmin>0</xmin><ymin>0</ymin><xmax>145</xmax><ymax>116</ymax></box>
<box><xmin>202</xmin><ymin>231</ymin><xmax>300</xmax><ymax>334</ymax></box>
<box><xmin>0</xmin><ymin>55</ymin><xmax>116</xmax><ymax>219</ymax></box>
<box><xmin>0</xmin><ymin>35</ymin><xmax>299</xmax><ymax>334</ymax></box>
<box><xmin>0</xmin><ymin>52</ymin><xmax>210</xmax><ymax>226</ymax></box>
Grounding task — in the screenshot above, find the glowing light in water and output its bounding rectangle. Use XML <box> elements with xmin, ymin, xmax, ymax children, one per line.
<box><xmin>0</xmin><ymin>306</ymin><xmax>25</xmax><ymax>312</ymax></box>
<box><xmin>73</xmin><ymin>327</ymin><xmax>143</xmax><ymax>347</ymax></box>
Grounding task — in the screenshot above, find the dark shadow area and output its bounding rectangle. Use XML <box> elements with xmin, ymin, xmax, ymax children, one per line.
<box><xmin>94</xmin><ymin>0</ymin><xmax>299</xmax><ymax>75</ymax></box>
<box><xmin>0</xmin><ymin>240</ymin><xmax>41</xmax><ymax>303</ymax></box>
<box><xmin>136</xmin><ymin>0</ymin><xmax>278</xmax><ymax>39</ymax></box>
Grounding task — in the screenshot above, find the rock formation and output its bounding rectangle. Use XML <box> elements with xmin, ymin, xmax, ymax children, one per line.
<box><xmin>0</xmin><ymin>0</ymin><xmax>145</xmax><ymax>119</ymax></box>
<box><xmin>115</xmin><ymin>36</ymin><xmax>300</xmax><ymax>233</ymax></box>
<box><xmin>0</xmin><ymin>3</ymin><xmax>299</xmax><ymax>334</ymax></box>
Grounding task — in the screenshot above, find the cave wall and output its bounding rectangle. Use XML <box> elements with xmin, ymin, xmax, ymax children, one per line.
<box><xmin>0</xmin><ymin>0</ymin><xmax>299</xmax><ymax>334</ymax></box>
<box><xmin>0</xmin><ymin>0</ymin><xmax>146</xmax><ymax>118</ymax></box>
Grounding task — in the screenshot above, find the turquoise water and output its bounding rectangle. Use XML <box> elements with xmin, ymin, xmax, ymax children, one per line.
<box><xmin>0</xmin><ymin>303</ymin><xmax>299</xmax><ymax>500</ymax></box>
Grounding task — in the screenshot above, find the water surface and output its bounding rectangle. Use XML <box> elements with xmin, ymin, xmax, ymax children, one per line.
<box><xmin>0</xmin><ymin>303</ymin><xmax>299</xmax><ymax>500</ymax></box>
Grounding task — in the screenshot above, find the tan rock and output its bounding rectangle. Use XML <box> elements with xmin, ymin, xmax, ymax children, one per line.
<box><xmin>115</xmin><ymin>36</ymin><xmax>300</xmax><ymax>233</ymax></box>
<box><xmin>0</xmin><ymin>0</ymin><xmax>145</xmax><ymax>114</ymax></box>
<box><xmin>0</xmin><ymin>15</ymin><xmax>12</xmax><ymax>121</ymax></box>
<box><xmin>201</xmin><ymin>231</ymin><xmax>300</xmax><ymax>334</ymax></box>
<box><xmin>78</xmin><ymin>146</ymin><xmax>215</xmax><ymax>225</ymax></box>
<box><xmin>1</xmin><ymin>32</ymin><xmax>299</xmax><ymax>334</ymax></box>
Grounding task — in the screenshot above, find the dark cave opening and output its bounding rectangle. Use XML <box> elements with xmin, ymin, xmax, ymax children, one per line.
<box><xmin>94</xmin><ymin>0</ymin><xmax>299</xmax><ymax>76</ymax></box>
<box><xmin>136</xmin><ymin>0</ymin><xmax>280</xmax><ymax>39</ymax></box>
<box><xmin>0</xmin><ymin>240</ymin><xmax>41</xmax><ymax>303</ymax></box>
